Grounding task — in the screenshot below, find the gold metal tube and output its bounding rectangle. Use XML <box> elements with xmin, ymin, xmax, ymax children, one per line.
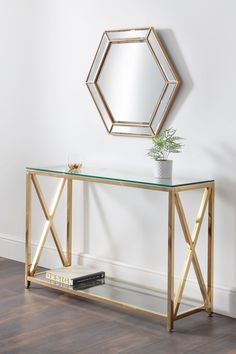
<box><xmin>67</xmin><ymin>179</ymin><xmax>73</xmax><ymax>266</ymax></box>
<box><xmin>207</xmin><ymin>184</ymin><xmax>215</xmax><ymax>315</ymax></box>
<box><xmin>167</xmin><ymin>190</ymin><xmax>175</xmax><ymax>331</ymax></box>
<box><xmin>25</xmin><ymin>172</ymin><xmax>32</xmax><ymax>288</ymax></box>
<box><xmin>175</xmin><ymin>306</ymin><xmax>205</xmax><ymax>320</ymax></box>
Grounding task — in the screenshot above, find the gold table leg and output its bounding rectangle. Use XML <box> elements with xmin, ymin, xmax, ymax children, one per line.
<box><xmin>207</xmin><ymin>184</ymin><xmax>214</xmax><ymax>315</ymax></box>
<box><xmin>25</xmin><ymin>172</ymin><xmax>32</xmax><ymax>288</ymax></box>
<box><xmin>67</xmin><ymin>179</ymin><xmax>72</xmax><ymax>266</ymax></box>
<box><xmin>167</xmin><ymin>190</ymin><xmax>175</xmax><ymax>332</ymax></box>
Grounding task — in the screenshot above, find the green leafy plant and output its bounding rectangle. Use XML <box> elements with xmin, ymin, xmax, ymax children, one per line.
<box><xmin>147</xmin><ymin>128</ymin><xmax>184</xmax><ymax>161</ymax></box>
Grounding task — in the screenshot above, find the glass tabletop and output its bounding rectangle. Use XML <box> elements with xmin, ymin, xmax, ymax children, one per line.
<box><xmin>26</xmin><ymin>165</ymin><xmax>214</xmax><ymax>188</ymax></box>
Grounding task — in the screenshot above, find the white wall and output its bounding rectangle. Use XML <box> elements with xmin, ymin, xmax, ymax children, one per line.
<box><xmin>1</xmin><ymin>0</ymin><xmax>236</xmax><ymax>317</ymax></box>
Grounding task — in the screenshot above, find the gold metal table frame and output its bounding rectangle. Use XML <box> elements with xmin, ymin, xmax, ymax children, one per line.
<box><xmin>25</xmin><ymin>167</ymin><xmax>214</xmax><ymax>332</ymax></box>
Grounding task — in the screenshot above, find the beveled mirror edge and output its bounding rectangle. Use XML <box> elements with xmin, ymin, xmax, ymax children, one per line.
<box><xmin>151</xmin><ymin>27</ymin><xmax>181</xmax><ymax>84</ymax></box>
<box><xmin>150</xmin><ymin>82</ymin><xmax>180</xmax><ymax>136</ymax></box>
<box><xmin>147</xmin><ymin>27</ymin><xmax>180</xmax><ymax>136</ymax></box>
<box><xmin>86</xmin><ymin>27</ymin><xmax>180</xmax><ymax>138</ymax></box>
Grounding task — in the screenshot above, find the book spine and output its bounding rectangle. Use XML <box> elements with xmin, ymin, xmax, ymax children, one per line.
<box><xmin>46</xmin><ymin>271</ymin><xmax>105</xmax><ymax>286</ymax></box>
<box><xmin>46</xmin><ymin>272</ymin><xmax>72</xmax><ymax>285</ymax></box>
<box><xmin>72</xmin><ymin>272</ymin><xmax>105</xmax><ymax>286</ymax></box>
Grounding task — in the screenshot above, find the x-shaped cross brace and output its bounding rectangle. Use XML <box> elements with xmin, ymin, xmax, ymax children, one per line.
<box><xmin>29</xmin><ymin>175</ymin><xmax>71</xmax><ymax>275</ymax></box>
<box><xmin>173</xmin><ymin>188</ymin><xmax>211</xmax><ymax>318</ymax></box>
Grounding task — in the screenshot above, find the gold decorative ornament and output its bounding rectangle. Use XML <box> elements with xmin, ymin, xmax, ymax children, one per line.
<box><xmin>68</xmin><ymin>163</ymin><xmax>82</xmax><ymax>172</ymax></box>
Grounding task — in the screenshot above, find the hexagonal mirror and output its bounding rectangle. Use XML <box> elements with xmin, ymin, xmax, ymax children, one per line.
<box><xmin>86</xmin><ymin>27</ymin><xmax>180</xmax><ymax>137</ymax></box>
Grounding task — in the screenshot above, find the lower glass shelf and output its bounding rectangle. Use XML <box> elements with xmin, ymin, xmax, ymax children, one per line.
<box><xmin>28</xmin><ymin>272</ymin><xmax>203</xmax><ymax>319</ymax></box>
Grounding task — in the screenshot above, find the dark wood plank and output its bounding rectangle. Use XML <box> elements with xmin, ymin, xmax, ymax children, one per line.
<box><xmin>0</xmin><ymin>258</ymin><xmax>235</xmax><ymax>354</ymax></box>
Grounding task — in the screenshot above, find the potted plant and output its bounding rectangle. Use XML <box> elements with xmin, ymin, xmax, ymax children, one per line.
<box><xmin>147</xmin><ymin>128</ymin><xmax>184</xmax><ymax>179</ymax></box>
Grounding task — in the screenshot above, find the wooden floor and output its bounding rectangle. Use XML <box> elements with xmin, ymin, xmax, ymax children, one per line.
<box><xmin>0</xmin><ymin>258</ymin><xmax>236</xmax><ymax>354</ymax></box>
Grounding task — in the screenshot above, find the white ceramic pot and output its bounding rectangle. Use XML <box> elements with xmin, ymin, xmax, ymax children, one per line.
<box><xmin>153</xmin><ymin>160</ymin><xmax>173</xmax><ymax>179</ymax></box>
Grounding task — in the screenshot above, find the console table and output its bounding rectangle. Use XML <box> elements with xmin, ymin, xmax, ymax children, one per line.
<box><xmin>25</xmin><ymin>166</ymin><xmax>214</xmax><ymax>331</ymax></box>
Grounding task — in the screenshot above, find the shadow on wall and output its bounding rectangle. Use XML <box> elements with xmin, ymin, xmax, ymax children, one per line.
<box><xmin>157</xmin><ymin>28</ymin><xmax>193</xmax><ymax>127</ymax></box>
<box><xmin>82</xmin><ymin>182</ymin><xmax>162</xmax><ymax>280</ymax></box>
<box><xmin>84</xmin><ymin>183</ymin><xmax>120</xmax><ymax>246</ymax></box>
<box><xmin>206</xmin><ymin>143</ymin><xmax>236</xmax><ymax>216</ymax></box>
<box><xmin>205</xmin><ymin>144</ymin><xmax>236</xmax><ymax>316</ymax></box>
<box><xmin>83</xmin><ymin>183</ymin><xmax>119</xmax><ymax>274</ymax></box>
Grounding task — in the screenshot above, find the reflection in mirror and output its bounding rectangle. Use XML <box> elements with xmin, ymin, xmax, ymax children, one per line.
<box><xmin>86</xmin><ymin>28</ymin><xmax>179</xmax><ymax>137</ymax></box>
<box><xmin>97</xmin><ymin>42</ymin><xmax>166</xmax><ymax>124</ymax></box>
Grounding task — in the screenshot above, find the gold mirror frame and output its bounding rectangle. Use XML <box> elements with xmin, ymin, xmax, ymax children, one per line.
<box><xmin>86</xmin><ymin>27</ymin><xmax>180</xmax><ymax>137</ymax></box>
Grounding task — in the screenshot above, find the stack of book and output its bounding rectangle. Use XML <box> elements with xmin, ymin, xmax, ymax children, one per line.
<box><xmin>46</xmin><ymin>265</ymin><xmax>105</xmax><ymax>290</ymax></box>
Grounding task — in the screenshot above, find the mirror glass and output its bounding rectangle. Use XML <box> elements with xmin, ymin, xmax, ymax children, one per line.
<box><xmin>97</xmin><ymin>42</ymin><xmax>166</xmax><ymax>124</ymax></box>
<box><xmin>86</xmin><ymin>28</ymin><xmax>179</xmax><ymax>137</ymax></box>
